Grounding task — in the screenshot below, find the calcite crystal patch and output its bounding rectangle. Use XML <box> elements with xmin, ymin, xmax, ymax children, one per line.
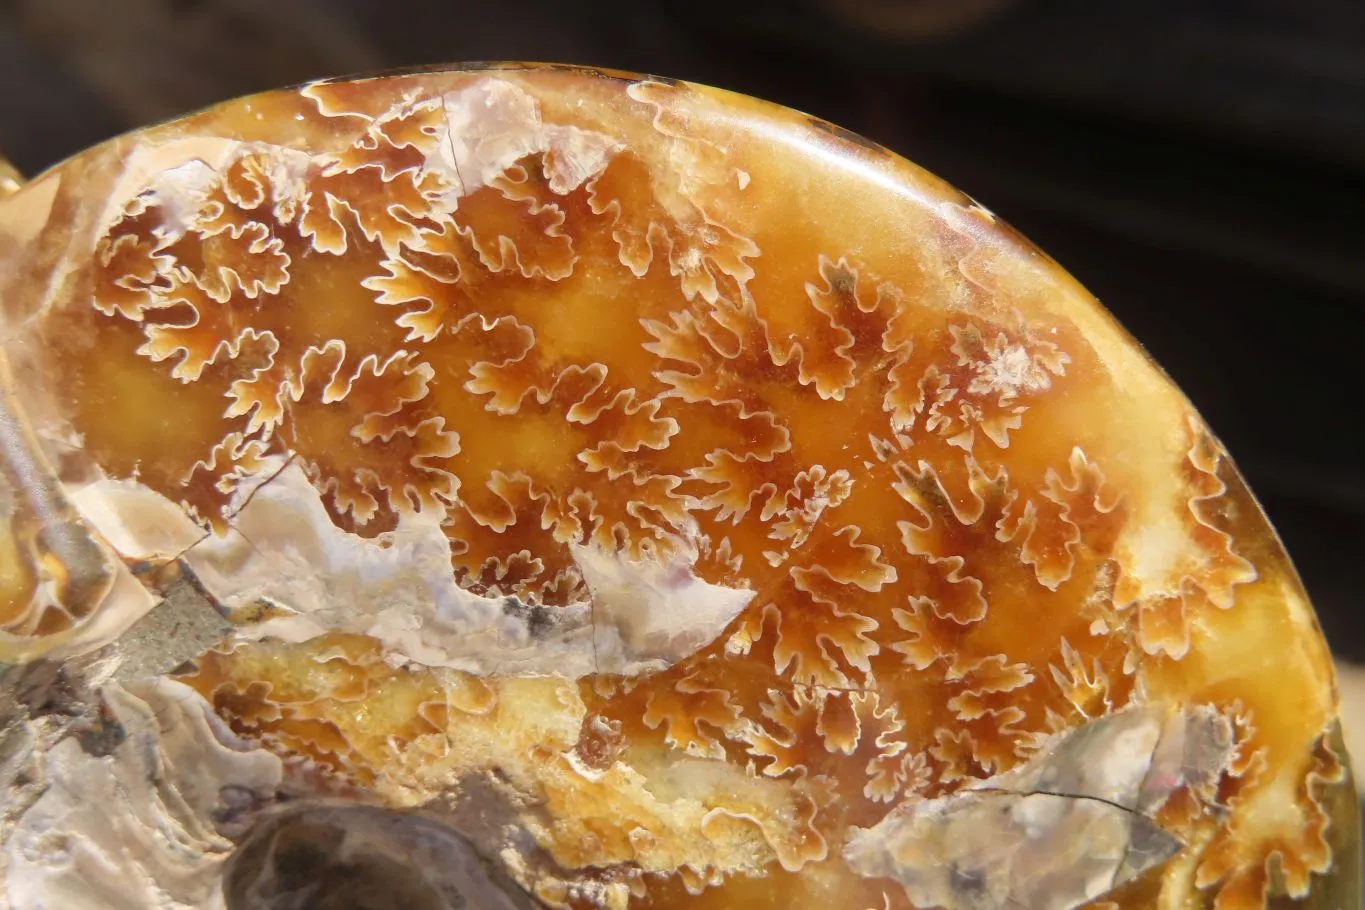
<box><xmin>0</xmin><ymin>64</ymin><xmax>1355</xmax><ymax>910</ymax></box>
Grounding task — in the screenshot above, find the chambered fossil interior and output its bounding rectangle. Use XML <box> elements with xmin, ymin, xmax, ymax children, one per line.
<box><xmin>0</xmin><ymin>63</ymin><xmax>1356</xmax><ymax>910</ymax></box>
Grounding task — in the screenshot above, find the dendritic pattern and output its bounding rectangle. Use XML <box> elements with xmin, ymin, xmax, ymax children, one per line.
<box><xmin>0</xmin><ymin>64</ymin><xmax>1351</xmax><ymax>910</ymax></box>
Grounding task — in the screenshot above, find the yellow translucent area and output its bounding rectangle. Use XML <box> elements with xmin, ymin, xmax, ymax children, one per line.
<box><xmin>0</xmin><ymin>508</ymin><xmax>38</xmax><ymax>627</ymax></box>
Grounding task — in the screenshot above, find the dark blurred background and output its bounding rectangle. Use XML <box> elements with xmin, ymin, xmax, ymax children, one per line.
<box><xmin>0</xmin><ymin>0</ymin><xmax>1360</xmax><ymax>657</ymax></box>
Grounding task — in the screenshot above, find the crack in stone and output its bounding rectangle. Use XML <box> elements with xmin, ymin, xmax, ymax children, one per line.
<box><xmin>973</xmin><ymin>785</ymin><xmax>1189</xmax><ymax>847</ymax></box>
<box><xmin>844</xmin><ymin>704</ymin><xmax>1233</xmax><ymax>910</ymax></box>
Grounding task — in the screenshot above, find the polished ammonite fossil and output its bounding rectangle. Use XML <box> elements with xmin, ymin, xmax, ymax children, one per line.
<box><xmin>0</xmin><ymin>63</ymin><xmax>1355</xmax><ymax>910</ymax></box>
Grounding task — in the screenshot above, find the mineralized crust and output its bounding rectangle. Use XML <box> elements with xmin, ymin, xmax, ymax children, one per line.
<box><xmin>0</xmin><ymin>64</ymin><xmax>1348</xmax><ymax>910</ymax></box>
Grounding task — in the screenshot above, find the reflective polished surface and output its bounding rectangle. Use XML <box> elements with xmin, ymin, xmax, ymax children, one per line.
<box><xmin>0</xmin><ymin>64</ymin><xmax>1355</xmax><ymax>910</ymax></box>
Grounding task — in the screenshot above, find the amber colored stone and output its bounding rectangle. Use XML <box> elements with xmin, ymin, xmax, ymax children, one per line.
<box><xmin>0</xmin><ymin>64</ymin><xmax>1355</xmax><ymax>910</ymax></box>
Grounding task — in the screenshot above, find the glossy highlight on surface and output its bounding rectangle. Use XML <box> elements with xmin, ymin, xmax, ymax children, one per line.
<box><xmin>0</xmin><ymin>63</ymin><xmax>1355</xmax><ymax>910</ymax></box>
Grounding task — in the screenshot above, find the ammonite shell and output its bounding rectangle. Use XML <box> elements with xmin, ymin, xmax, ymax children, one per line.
<box><xmin>0</xmin><ymin>63</ymin><xmax>1356</xmax><ymax>910</ymax></box>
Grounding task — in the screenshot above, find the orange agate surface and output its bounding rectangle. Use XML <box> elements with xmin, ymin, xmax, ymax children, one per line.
<box><xmin>0</xmin><ymin>64</ymin><xmax>1352</xmax><ymax>910</ymax></box>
